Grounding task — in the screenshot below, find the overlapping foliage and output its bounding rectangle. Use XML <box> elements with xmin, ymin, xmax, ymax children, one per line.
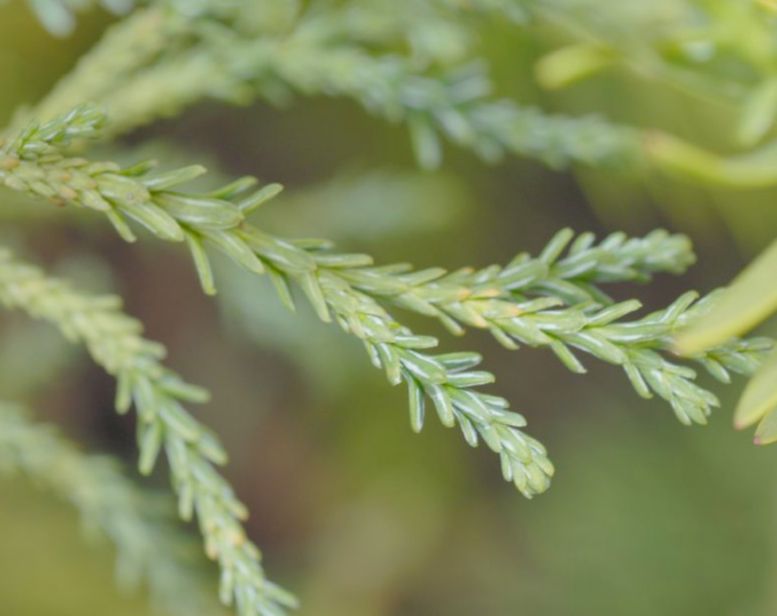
<box><xmin>2</xmin><ymin>1</ymin><xmax>776</xmax><ymax>615</ymax></box>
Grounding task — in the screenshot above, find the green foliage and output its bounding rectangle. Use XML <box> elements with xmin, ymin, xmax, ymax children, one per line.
<box><xmin>0</xmin><ymin>250</ymin><xmax>295</xmax><ymax>615</ymax></box>
<box><xmin>13</xmin><ymin>2</ymin><xmax>642</xmax><ymax>169</ymax></box>
<box><xmin>486</xmin><ymin>0</ymin><xmax>777</xmax><ymax>451</ymax></box>
<box><xmin>1</xmin><ymin>105</ymin><xmax>769</xmax><ymax>475</ymax></box>
<box><xmin>2</xmin><ymin>1</ymin><xmax>777</xmax><ymax>614</ymax></box>
<box><xmin>20</xmin><ymin>0</ymin><xmax>777</xmax><ymax>182</ymax></box>
<box><xmin>0</xmin><ymin>100</ymin><xmax>772</xmax><ymax>612</ymax></box>
<box><xmin>0</xmin><ymin>106</ymin><xmax>557</xmax><ymax>499</ymax></box>
<box><xmin>677</xmin><ymin>241</ymin><xmax>777</xmax><ymax>442</ymax></box>
<box><xmin>0</xmin><ymin>402</ymin><xmax>216</xmax><ymax>615</ymax></box>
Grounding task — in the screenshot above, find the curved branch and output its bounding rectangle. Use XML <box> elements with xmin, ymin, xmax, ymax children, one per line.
<box><xmin>0</xmin><ymin>401</ymin><xmax>216</xmax><ymax>616</ymax></box>
<box><xmin>0</xmin><ymin>251</ymin><xmax>296</xmax><ymax>616</ymax></box>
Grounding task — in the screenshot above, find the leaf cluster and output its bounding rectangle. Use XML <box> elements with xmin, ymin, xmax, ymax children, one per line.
<box><xmin>2</xmin><ymin>3</ymin><xmax>776</xmax><ymax>615</ymax></box>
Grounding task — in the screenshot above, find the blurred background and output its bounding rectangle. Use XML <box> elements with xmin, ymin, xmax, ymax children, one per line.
<box><xmin>2</xmin><ymin>2</ymin><xmax>777</xmax><ymax>615</ymax></box>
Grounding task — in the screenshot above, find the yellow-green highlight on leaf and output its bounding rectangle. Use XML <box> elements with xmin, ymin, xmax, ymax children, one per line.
<box><xmin>644</xmin><ymin>132</ymin><xmax>777</xmax><ymax>188</ymax></box>
<box><xmin>736</xmin><ymin>350</ymin><xmax>777</xmax><ymax>432</ymax></box>
<box><xmin>675</xmin><ymin>239</ymin><xmax>777</xmax><ymax>355</ymax></box>
<box><xmin>755</xmin><ymin>405</ymin><xmax>777</xmax><ymax>445</ymax></box>
<box><xmin>737</xmin><ymin>77</ymin><xmax>777</xmax><ymax>147</ymax></box>
<box><xmin>535</xmin><ymin>43</ymin><xmax>616</xmax><ymax>91</ymax></box>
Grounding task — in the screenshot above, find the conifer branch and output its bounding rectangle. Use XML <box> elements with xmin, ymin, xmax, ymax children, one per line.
<box><xmin>16</xmin><ymin>6</ymin><xmax>180</xmax><ymax>128</ymax></box>
<box><xmin>2</xmin><ymin>106</ymin><xmax>769</xmax><ymax>445</ymax></box>
<box><xmin>0</xmin><ymin>402</ymin><xmax>216</xmax><ymax>616</ymax></box>
<box><xmin>4</xmin><ymin>3</ymin><xmax>776</xmax><ymax>612</ymax></box>
<box><xmin>0</xmin><ymin>106</ymin><xmax>555</xmax><ymax>498</ymax></box>
<box><xmin>17</xmin><ymin>2</ymin><xmax>777</xmax><ymax>186</ymax></box>
<box><xmin>0</xmin><ymin>250</ymin><xmax>296</xmax><ymax>616</ymax></box>
<box><xmin>17</xmin><ymin>4</ymin><xmax>641</xmax><ymax>169</ymax></box>
<box><xmin>244</xmin><ymin>38</ymin><xmax>641</xmax><ymax>169</ymax></box>
<box><xmin>233</xmin><ymin>224</ymin><xmax>767</xmax><ymax>426</ymax></box>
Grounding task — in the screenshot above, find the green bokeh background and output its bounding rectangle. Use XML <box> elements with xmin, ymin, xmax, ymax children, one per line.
<box><xmin>2</xmin><ymin>3</ymin><xmax>777</xmax><ymax>615</ymax></box>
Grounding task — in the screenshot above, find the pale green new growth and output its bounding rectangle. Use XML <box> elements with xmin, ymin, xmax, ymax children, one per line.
<box><xmin>0</xmin><ymin>402</ymin><xmax>216</xmax><ymax>616</ymax></box>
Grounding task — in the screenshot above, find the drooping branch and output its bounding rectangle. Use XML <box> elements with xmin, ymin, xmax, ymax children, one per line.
<box><xmin>0</xmin><ymin>401</ymin><xmax>217</xmax><ymax>616</ymax></box>
<box><xmin>0</xmin><ymin>250</ymin><xmax>296</xmax><ymax>616</ymax></box>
